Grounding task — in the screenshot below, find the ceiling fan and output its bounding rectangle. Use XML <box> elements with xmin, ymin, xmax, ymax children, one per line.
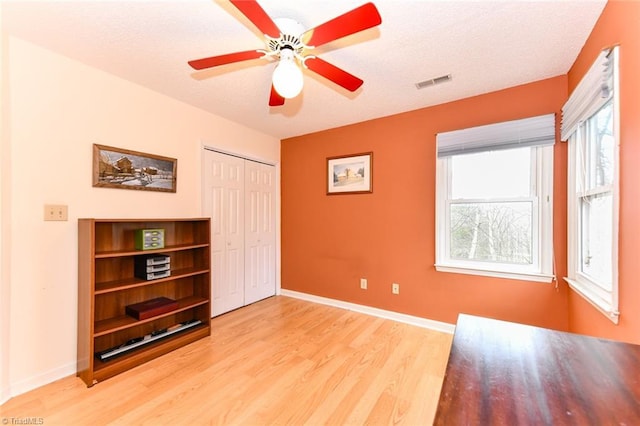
<box><xmin>188</xmin><ymin>0</ymin><xmax>382</xmax><ymax>106</ymax></box>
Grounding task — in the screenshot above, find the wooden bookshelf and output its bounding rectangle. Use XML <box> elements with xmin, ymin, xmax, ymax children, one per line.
<box><xmin>77</xmin><ymin>218</ymin><xmax>211</xmax><ymax>387</ymax></box>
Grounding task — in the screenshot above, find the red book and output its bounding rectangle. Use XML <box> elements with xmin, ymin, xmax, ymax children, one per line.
<box><xmin>125</xmin><ymin>297</ymin><xmax>178</xmax><ymax>320</ymax></box>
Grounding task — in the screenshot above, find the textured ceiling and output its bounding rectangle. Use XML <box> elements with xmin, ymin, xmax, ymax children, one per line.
<box><xmin>2</xmin><ymin>0</ymin><xmax>606</xmax><ymax>139</ymax></box>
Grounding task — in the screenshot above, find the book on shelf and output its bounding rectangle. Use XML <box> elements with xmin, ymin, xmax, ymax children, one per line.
<box><xmin>125</xmin><ymin>297</ymin><xmax>178</xmax><ymax>320</ymax></box>
<box><xmin>96</xmin><ymin>319</ymin><xmax>203</xmax><ymax>362</ymax></box>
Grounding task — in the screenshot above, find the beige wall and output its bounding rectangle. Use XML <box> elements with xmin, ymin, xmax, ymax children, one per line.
<box><xmin>1</xmin><ymin>2</ymin><xmax>11</xmax><ymax>404</ymax></box>
<box><xmin>1</xmin><ymin>35</ymin><xmax>279</xmax><ymax>399</ymax></box>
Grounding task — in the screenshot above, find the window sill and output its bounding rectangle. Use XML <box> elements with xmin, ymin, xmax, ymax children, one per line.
<box><xmin>435</xmin><ymin>264</ymin><xmax>554</xmax><ymax>283</ymax></box>
<box><xmin>563</xmin><ymin>277</ymin><xmax>619</xmax><ymax>324</ymax></box>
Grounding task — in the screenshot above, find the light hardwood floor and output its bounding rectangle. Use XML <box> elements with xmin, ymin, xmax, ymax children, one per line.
<box><xmin>1</xmin><ymin>296</ymin><xmax>453</xmax><ymax>425</ymax></box>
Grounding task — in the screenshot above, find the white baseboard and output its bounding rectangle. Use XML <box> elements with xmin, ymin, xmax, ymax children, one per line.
<box><xmin>280</xmin><ymin>289</ymin><xmax>455</xmax><ymax>334</ymax></box>
<box><xmin>7</xmin><ymin>361</ymin><xmax>76</xmax><ymax>401</ymax></box>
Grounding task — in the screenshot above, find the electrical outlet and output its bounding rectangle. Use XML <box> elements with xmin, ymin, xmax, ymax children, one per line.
<box><xmin>44</xmin><ymin>204</ymin><xmax>68</xmax><ymax>221</ymax></box>
<box><xmin>392</xmin><ymin>283</ymin><xmax>400</xmax><ymax>294</ymax></box>
<box><xmin>360</xmin><ymin>278</ymin><xmax>367</xmax><ymax>290</ymax></box>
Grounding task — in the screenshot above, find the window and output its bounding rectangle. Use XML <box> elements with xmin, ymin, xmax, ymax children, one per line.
<box><xmin>563</xmin><ymin>47</ymin><xmax>619</xmax><ymax>323</ymax></box>
<box><xmin>435</xmin><ymin>114</ymin><xmax>555</xmax><ymax>282</ymax></box>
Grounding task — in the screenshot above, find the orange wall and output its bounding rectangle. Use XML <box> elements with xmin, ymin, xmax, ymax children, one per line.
<box><xmin>566</xmin><ymin>1</ymin><xmax>640</xmax><ymax>343</ymax></box>
<box><xmin>282</xmin><ymin>76</ymin><xmax>569</xmax><ymax>331</ymax></box>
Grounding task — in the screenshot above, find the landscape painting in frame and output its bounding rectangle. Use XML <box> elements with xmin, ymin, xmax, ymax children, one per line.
<box><xmin>327</xmin><ymin>152</ymin><xmax>373</xmax><ymax>195</ymax></box>
<box><xmin>93</xmin><ymin>144</ymin><xmax>177</xmax><ymax>193</ymax></box>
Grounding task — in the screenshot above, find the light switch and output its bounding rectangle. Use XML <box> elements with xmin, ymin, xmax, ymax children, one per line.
<box><xmin>44</xmin><ymin>204</ymin><xmax>68</xmax><ymax>221</ymax></box>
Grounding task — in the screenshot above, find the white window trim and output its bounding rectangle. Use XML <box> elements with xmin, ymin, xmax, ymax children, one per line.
<box><xmin>436</xmin><ymin>264</ymin><xmax>555</xmax><ymax>283</ymax></box>
<box><xmin>435</xmin><ymin>145</ymin><xmax>555</xmax><ymax>283</ymax></box>
<box><xmin>564</xmin><ymin>277</ymin><xmax>619</xmax><ymax>323</ymax></box>
<box><xmin>565</xmin><ymin>116</ymin><xmax>620</xmax><ymax>324</ymax></box>
<box><xmin>563</xmin><ymin>47</ymin><xmax>619</xmax><ymax>324</ymax></box>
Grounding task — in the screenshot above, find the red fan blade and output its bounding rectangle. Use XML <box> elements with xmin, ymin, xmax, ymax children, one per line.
<box><xmin>188</xmin><ymin>50</ymin><xmax>264</xmax><ymax>70</ymax></box>
<box><xmin>304</xmin><ymin>57</ymin><xmax>363</xmax><ymax>92</ymax></box>
<box><xmin>269</xmin><ymin>84</ymin><xmax>285</xmax><ymax>106</ymax></box>
<box><xmin>301</xmin><ymin>3</ymin><xmax>381</xmax><ymax>48</ymax></box>
<box><xmin>230</xmin><ymin>0</ymin><xmax>280</xmax><ymax>39</ymax></box>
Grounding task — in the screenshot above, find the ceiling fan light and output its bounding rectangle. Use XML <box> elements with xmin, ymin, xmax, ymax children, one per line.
<box><xmin>272</xmin><ymin>51</ymin><xmax>304</xmax><ymax>99</ymax></box>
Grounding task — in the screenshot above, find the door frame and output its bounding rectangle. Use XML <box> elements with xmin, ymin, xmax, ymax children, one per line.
<box><xmin>200</xmin><ymin>143</ymin><xmax>282</xmax><ymax>298</ymax></box>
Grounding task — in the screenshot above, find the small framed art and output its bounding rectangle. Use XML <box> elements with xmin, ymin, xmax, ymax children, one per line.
<box><xmin>327</xmin><ymin>152</ymin><xmax>373</xmax><ymax>195</ymax></box>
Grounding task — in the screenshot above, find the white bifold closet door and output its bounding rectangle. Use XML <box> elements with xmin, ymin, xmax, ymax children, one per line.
<box><xmin>244</xmin><ymin>160</ymin><xmax>277</xmax><ymax>305</ymax></box>
<box><xmin>202</xmin><ymin>149</ymin><xmax>276</xmax><ymax>317</ymax></box>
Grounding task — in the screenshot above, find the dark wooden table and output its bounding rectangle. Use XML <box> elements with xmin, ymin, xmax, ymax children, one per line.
<box><xmin>434</xmin><ymin>314</ymin><xmax>640</xmax><ymax>425</ymax></box>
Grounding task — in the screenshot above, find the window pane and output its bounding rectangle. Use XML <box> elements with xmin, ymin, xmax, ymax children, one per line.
<box><xmin>580</xmin><ymin>193</ymin><xmax>613</xmax><ymax>290</ymax></box>
<box><xmin>587</xmin><ymin>101</ymin><xmax>614</xmax><ymax>189</ymax></box>
<box><xmin>451</xmin><ymin>148</ymin><xmax>531</xmax><ymax>199</ymax></box>
<box><xmin>450</xmin><ymin>201</ymin><xmax>532</xmax><ymax>264</ymax></box>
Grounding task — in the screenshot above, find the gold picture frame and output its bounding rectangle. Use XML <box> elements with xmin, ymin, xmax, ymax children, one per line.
<box><xmin>92</xmin><ymin>144</ymin><xmax>177</xmax><ymax>193</ymax></box>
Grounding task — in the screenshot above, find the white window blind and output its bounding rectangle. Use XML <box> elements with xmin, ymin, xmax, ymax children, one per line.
<box><xmin>437</xmin><ymin>114</ymin><xmax>556</xmax><ymax>158</ymax></box>
<box><xmin>561</xmin><ymin>47</ymin><xmax>615</xmax><ymax>141</ymax></box>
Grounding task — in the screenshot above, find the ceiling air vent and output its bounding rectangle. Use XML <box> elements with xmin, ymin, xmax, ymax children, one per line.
<box><xmin>415</xmin><ymin>74</ymin><xmax>452</xmax><ymax>90</ymax></box>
